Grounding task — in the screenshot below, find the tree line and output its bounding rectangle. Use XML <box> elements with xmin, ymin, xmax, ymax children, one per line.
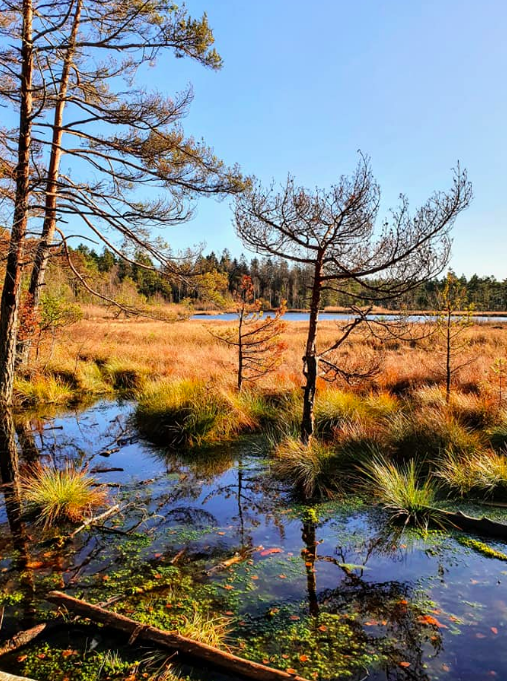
<box><xmin>29</xmin><ymin>240</ymin><xmax>506</xmax><ymax>313</ymax></box>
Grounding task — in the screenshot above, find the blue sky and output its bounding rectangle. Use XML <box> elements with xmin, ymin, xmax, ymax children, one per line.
<box><xmin>149</xmin><ymin>0</ymin><xmax>506</xmax><ymax>279</ymax></box>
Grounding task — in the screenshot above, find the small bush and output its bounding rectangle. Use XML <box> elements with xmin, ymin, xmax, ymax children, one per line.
<box><xmin>20</xmin><ymin>463</ymin><xmax>108</xmax><ymax>528</ymax></box>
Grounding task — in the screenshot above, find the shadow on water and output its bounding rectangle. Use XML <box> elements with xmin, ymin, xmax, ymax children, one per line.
<box><xmin>1</xmin><ymin>398</ymin><xmax>507</xmax><ymax>680</ymax></box>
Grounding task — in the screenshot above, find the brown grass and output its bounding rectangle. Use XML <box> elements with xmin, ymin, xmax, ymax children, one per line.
<box><xmin>32</xmin><ymin>313</ymin><xmax>507</xmax><ymax>402</ymax></box>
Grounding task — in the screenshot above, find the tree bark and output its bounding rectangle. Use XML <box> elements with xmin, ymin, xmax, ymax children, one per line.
<box><xmin>0</xmin><ymin>0</ymin><xmax>33</xmax><ymax>404</ymax></box>
<box><xmin>301</xmin><ymin>259</ymin><xmax>323</xmax><ymax>444</ymax></box>
<box><xmin>17</xmin><ymin>0</ymin><xmax>83</xmax><ymax>366</ymax></box>
<box><xmin>46</xmin><ymin>591</ymin><xmax>311</xmax><ymax>681</ymax></box>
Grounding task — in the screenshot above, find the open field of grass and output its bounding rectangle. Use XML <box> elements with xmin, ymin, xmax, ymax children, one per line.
<box><xmin>17</xmin><ymin>310</ymin><xmax>507</xmax><ymax>405</ymax></box>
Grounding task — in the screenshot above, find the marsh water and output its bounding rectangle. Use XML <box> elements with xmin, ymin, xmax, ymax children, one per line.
<box><xmin>192</xmin><ymin>312</ymin><xmax>507</xmax><ymax>323</ymax></box>
<box><xmin>1</xmin><ymin>399</ymin><xmax>507</xmax><ymax>680</ymax></box>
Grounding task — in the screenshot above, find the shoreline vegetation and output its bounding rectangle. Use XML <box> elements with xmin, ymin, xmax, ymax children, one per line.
<box><xmin>12</xmin><ymin>309</ymin><xmax>507</xmax><ymax>524</ymax></box>
<box><xmin>192</xmin><ymin>306</ymin><xmax>507</xmax><ymax>317</ymax></box>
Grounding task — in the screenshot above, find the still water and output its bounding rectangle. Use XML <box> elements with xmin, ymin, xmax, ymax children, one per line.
<box><xmin>1</xmin><ymin>399</ymin><xmax>507</xmax><ymax>680</ymax></box>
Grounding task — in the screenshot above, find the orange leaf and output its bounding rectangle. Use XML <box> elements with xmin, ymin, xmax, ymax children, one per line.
<box><xmin>223</xmin><ymin>584</ymin><xmax>234</xmax><ymax>590</ymax></box>
<box><xmin>260</xmin><ymin>548</ymin><xmax>283</xmax><ymax>556</ymax></box>
<box><xmin>286</xmin><ymin>669</ymin><xmax>298</xmax><ymax>675</ymax></box>
<box><xmin>418</xmin><ymin>614</ymin><xmax>448</xmax><ymax>628</ymax></box>
<box><xmin>399</xmin><ymin>662</ymin><xmax>411</xmax><ymax>668</ymax></box>
<box><xmin>491</xmin><ymin>627</ymin><xmax>498</xmax><ymax>635</ymax></box>
<box><xmin>299</xmin><ymin>654</ymin><xmax>309</xmax><ymax>662</ymax></box>
<box><xmin>318</xmin><ymin>625</ymin><xmax>327</xmax><ymax>632</ymax></box>
<box><xmin>61</xmin><ymin>650</ymin><xmax>76</xmax><ymax>658</ymax></box>
<box><xmin>279</xmin><ymin>574</ymin><xmax>287</xmax><ymax>579</ymax></box>
<box><xmin>17</xmin><ymin>655</ymin><xmax>27</xmax><ymax>663</ymax></box>
<box><xmin>26</xmin><ymin>561</ymin><xmax>44</xmax><ymax>569</ymax></box>
<box><xmin>290</xmin><ymin>615</ymin><xmax>300</xmax><ymax>621</ymax></box>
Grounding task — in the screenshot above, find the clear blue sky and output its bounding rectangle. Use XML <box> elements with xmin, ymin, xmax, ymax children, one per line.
<box><xmin>141</xmin><ymin>2</ymin><xmax>505</xmax><ymax>278</ymax></box>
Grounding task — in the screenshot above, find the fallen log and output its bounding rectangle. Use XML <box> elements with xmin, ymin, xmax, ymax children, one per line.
<box><xmin>0</xmin><ymin>623</ymin><xmax>56</xmax><ymax>658</ymax></box>
<box><xmin>47</xmin><ymin>591</ymin><xmax>311</xmax><ymax>681</ymax></box>
<box><xmin>432</xmin><ymin>507</ymin><xmax>507</xmax><ymax>540</ymax></box>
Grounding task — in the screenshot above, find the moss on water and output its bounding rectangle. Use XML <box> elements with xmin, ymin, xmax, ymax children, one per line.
<box><xmin>457</xmin><ymin>536</ymin><xmax>507</xmax><ymax>561</ymax></box>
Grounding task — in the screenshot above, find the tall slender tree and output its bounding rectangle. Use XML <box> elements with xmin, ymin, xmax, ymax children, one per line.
<box><xmin>0</xmin><ymin>0</ymin><xmax>244</xmax><ymax>402</ymax></box>
<box><xmin>235</xmin><ymin>156</ymin><xmax>472</xmax><ymax>443</ymax></box>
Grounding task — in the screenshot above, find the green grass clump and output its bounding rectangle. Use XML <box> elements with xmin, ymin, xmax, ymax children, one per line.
<box><xmin>102</xmin><ymin>357</ymin><xmax>149</xmax><ymax>391</ymax></box>
<box><xmin>271</xmin><ymin>436</ymin><xmax>343</xmax><ymax>498</ymax></box>
<box><xmin>435</xmin><ymin>449</ymin><xmax>507</xmax><ymax>497</ymax></box>
<box><xmin>20</xmin><ymin>463</ymin><xmax>108</xmax><ymax>528</ymax></box>
<box><xmin>457</xmin><ymin>536</ymin><xmax>507</xmax><ymax>561</ymax></box>
<box><xmin>135</xmin><ymin>379</ymin><xmax>277</xmax><ymax>448</ymax></box>
<box><xmin>385</xmin><ymin>409</ymin><xmax>482</xmax><ymax>462</ymax></box>
<box><xmin>14</xmin><ymin>375</ymin><xmax>75</xmax><ymax>405</ymax></box>
<box><xmin>362</xmin><ymin>456</ymin><xmax>439</xmax><ymax>528</ymax></box>
<box><xmin>315</xmin><ymin>389</ymin><xmax>398</xmax><ymax>436</ymax></box>
<box><xmin>487</xmin><ymin>422</ymin><xmax>507</xmax><ymax>451</ymax></box>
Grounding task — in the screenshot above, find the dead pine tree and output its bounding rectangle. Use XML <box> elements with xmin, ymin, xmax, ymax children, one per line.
<box><xmin>235</xmin><ymin>155</ymin><xmax>472</xmax><ymax>444</ymax></box>
<box><xmin>209</xmin><ymin>275</ymin><xmax>287</xmax><ymax>391</ymax></box>
<box><xmin>433</xmin><ymin>271</ymin><xmax>475</xmax><ymax>402</ymax></box>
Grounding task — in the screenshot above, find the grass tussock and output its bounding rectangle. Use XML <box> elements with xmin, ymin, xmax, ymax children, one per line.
<box><xmin>14</xmin><ymin>375</ymin><xmax>75</xmax><ymax>405</ymax></box>
<box><xmin>361</xmin><ymin>457</ymin><xmax>440</xmax><ymax>528</ymax></box>
<box><xmin>271</xmin><ymin>436</ymin><xmax>343</xmax><ymax>499</ymax></box>
<box><xmin>177</xmin><ymin>609</ymin><xmax>231</xmax><ymax>649</ymax></box>
<box><xmin>20</xmin><ymin>463</ymin><xmax>108</xmax><ymax>528</ymax></box>
<box><xmin>135</xmin><ymin>379</ymin><xmax>283</xmax><ymax>448</ymax></box>
<box><xmin>435</xmin><ymin>449</ymin><xmax>507</xmax><ymax>497</ymax></box>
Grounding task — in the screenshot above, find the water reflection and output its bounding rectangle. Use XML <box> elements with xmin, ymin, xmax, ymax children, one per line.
<box><xmin>0</xmin><ymin>408</ymin><xmax>36</xmax><ymax>629</ymax></box>
<box><xmin>1</xmin><ymin>399</ymin><xmax>507</xmax><ymax>680</ymax></box>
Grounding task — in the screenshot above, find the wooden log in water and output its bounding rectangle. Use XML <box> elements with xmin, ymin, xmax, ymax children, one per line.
<box><xmin>434</xmin><ymin>508</ymin><xmax>507</xmax><ymax>539</ymax></box>
<box><xmin>46</xmin><ymin>591</ymin><xmax>311</xmax><ymax>681</ymax></box>
<box><xmin>0</xmin><ymin>623</ymin><xmax>55</xmax><ymax>658</ymax></box>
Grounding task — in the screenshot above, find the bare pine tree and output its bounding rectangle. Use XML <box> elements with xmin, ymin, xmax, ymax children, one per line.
<box><xmin>235</xmin><ymin>156</ymin><xmax>472</xmax><ymax>443</ymax></box>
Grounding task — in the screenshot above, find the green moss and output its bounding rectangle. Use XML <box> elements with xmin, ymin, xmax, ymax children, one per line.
<box><xmin>20</xmin><ymin>644</ymin><xmax>136</xmax><ymax>681</ymax></box>
<box><xmin>457</xmin><ymin>536</ymin><xmax>507</xmax><ymax>561</ymax></box>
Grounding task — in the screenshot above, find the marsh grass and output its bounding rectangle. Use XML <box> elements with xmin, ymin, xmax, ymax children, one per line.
<box><xmin>20</xmin><ymin>463</ymin><xmax>108</xmax><ymax>528</ymax></box>
<box><xmin>177</xmin><ymin>609</ymin><xmax>231</xmax><ymax>649</ymax></box>
<box><xmin>435</xmin><ymin>449</ymin><xmax>507</xmax><ymax>497</ymax></box>
<box><xmin>135</xmin><ymin>379</ymin><xmax>285</xmax><ymax>448</ymax></box>
<box><xmin>272</xmin><ymin>436</ymin><xmax>344</xmax><ymax>498</ymax></box>
<box><xmin>361</xmin><ymin>457</ymin><xmax>441</xmax><ymax>529</ymax></box>
<box><xmin>14</xmin><ymin>375</ymin><xmax>75</xmax><ymax>405</ymax></box>
<box><xmin>314</xmin><ymin>389</ymin><xmax>398</xmax><ymax>437</ymax></box>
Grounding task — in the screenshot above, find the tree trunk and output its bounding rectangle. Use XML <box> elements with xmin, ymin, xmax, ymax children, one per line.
<box><xmin>0</xmin><ymin>0</ymin><xmax>33</xmax><ymax>405</ymax></box>
<box><xmin>46</xmin><ymin>591</ymin><xmax>311</xmax><ymax>681</ymax></box>
<box><xmin>237</xmin><ymin>307</ymin><xmax>244</xmax><ymax>391</ymax></box>
<box><xmin>301</xmin><ymin>259</ymin><xmax>323</xmax><ymax>444</ymax></box>
<box><xmin>17</xmin><ymin>0</ymin><xmax>83</xmax><ymax>366</ymax></box>
<box><xmin>445</xmin><ymin>308</ymin><xmax>451</xmax><ymax>403</ymax></box>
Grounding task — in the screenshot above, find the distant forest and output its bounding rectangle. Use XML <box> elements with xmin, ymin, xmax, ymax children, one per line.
<box><xmin>37</xmin><ymin>244</ymin><xmax>502</xmax><ymax>312</ymax></box>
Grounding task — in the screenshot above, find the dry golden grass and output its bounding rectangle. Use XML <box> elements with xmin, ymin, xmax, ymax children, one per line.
<box><xmin>34</xmin><ymin>314</ymin><xmax>507</xmax><ymax>402</ymax></box>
